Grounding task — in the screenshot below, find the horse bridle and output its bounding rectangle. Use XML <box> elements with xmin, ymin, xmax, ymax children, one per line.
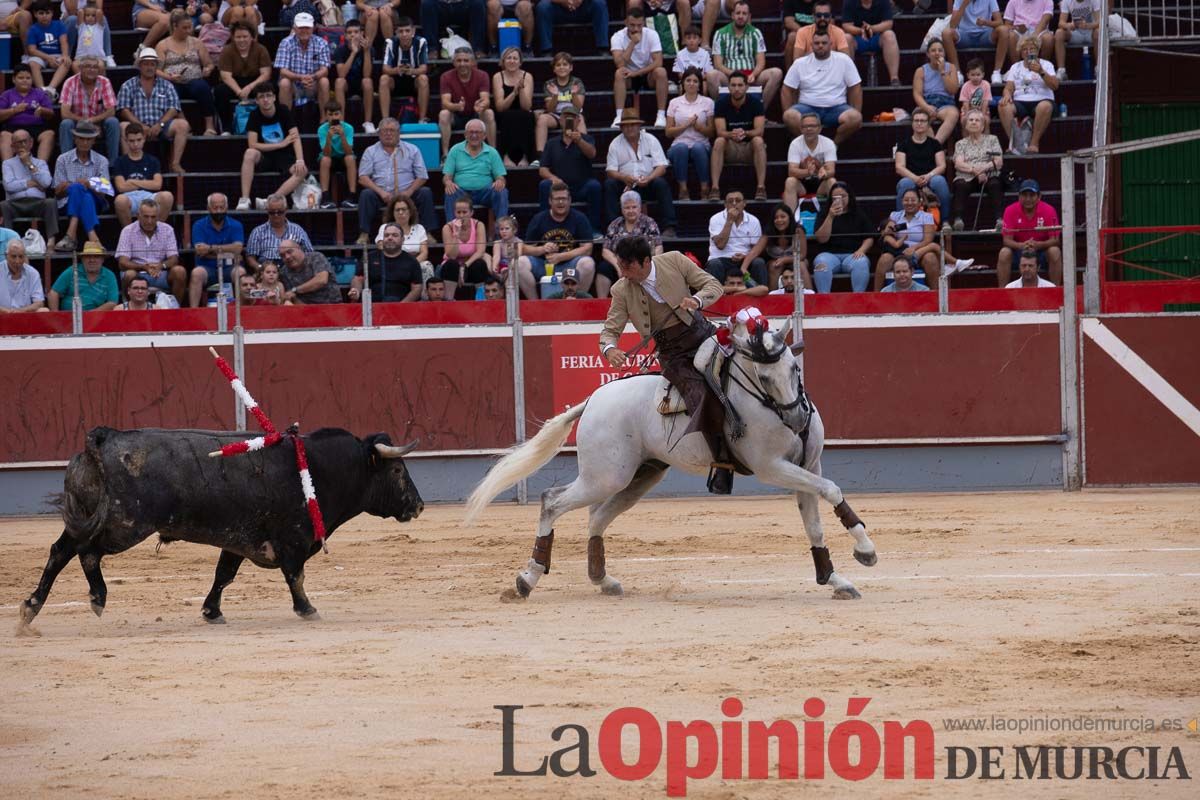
<box><xmin>727</xmin><ymin>333</ymin><xmax>812</xmax><ymax>434</ymax></box>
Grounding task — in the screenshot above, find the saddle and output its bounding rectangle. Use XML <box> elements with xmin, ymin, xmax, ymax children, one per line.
<box><xmin>655</xmin><ymin>337</ymin><xmax>725</xmax><ymax>415</ymax></box>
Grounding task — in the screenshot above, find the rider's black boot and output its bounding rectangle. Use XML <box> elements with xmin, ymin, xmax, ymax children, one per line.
<box><xmin>705</xmin><ymin>434</ymin><xmax>734</xmax><ymax>495</ymax></box>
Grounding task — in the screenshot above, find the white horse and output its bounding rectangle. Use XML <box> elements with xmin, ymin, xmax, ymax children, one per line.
<box><xmin>464</xmin><ymin>313</ymin><xmax>877</xmax><ymax>600</ymax></box>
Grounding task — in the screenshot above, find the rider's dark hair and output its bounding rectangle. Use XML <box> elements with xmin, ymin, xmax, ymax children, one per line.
<box><xmin>614</xmin><ymin>236</ymin><xmax>652</xmax><ymax>265</ymax></box>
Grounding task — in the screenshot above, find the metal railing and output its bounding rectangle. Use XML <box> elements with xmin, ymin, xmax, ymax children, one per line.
<box><xmin>1111</xmin><ymin>1</ymin><xmax>1200</xmax><ymax>41</ymax></box>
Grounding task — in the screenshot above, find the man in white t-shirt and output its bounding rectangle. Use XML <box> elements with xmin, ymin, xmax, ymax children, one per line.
<box><xmin>780</xmin><ymin>31</ymin><xmax>863</xmax><ymax>144</ymax></box>
<box><xmin>1053</xmin><ymin>0</ymin><xmax>1100</xmax><ymax>80</ymax></box>
<box><xmin>610</xmin><ymin>7</ymin><xmax>668</xmax><ymax>128</ymax></box>
<box><xmin>705</xmin><ymin>189</ymin><xmax>767</xmax><ymax>285</ymax></box>
<box><xmin>1006</xmin><ymin>248</ymin><xmax>1054</xmax><ymax>288</ymax></box>
<box><xmin>783</xmin><ymin>112</ymin><xmax>837</xmax><ymax>208</ymax></box>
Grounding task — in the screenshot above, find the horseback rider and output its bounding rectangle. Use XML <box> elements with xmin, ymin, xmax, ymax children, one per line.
<box><xmin>601</xmin><ymin>236</ymin><xmax>736</xmax><ymax>494</ymax></box>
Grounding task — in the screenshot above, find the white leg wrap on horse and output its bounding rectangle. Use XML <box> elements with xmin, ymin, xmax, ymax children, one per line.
<box><xmin>518</xmin><ymin>558</ymin><xmax>546</xmax><ymax>591</ymax></box>
<box><xmin>598</xmin><ymin>574</ymin><xmax>623</xmax><ymax>596</ymax></box>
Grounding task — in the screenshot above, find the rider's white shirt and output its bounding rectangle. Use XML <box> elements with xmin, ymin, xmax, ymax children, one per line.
<box><xmin>640</xmin><ymin>262</ymin><xmax>666</xmax><ymax>304</ymax></box>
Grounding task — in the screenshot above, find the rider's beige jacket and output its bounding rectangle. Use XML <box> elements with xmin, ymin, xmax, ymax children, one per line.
<box><xmin>599</xmin><ymin>251</ymin><xmax>723</xmax><ymax>353</ymax></box>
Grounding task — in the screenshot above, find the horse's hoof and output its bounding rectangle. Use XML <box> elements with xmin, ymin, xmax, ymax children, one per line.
<box><xmin>297</xmin><ymin>609</ymin><xmax>321</xmax><ymax>621</ymax></box>
<box><xmin>599</xmin><ymin>576</ymin><xmax>623</xmax><ymax>597</ymax></box>
<box><xmin>832</xmin><ymin>585</ymin><xmax>862</xmax><ymax>600</ymax></box>
<box><xmin>499</xmin><ymin>587</ymin><xmax>526</xmax><ymax>603</ymax></box>
<box><xmin>854</xmin><ymin>549</ymin><xmax>878</xmax><ymax>567</ymax></box>
<box><xmin>90</xmin><ymin>600</ymin><xmax>105</xmax><ymax>618</ymax></box>
<box><xmin>204</xmin><ymin>613</ymin><xmax>226</xmax><ymax>625</ymax></box>
<box><xmin>515</xmin><ymin>575</ymin><xmax>533</xmax><ymax>598</ymax></box>
<box><xmin>14</xmin><ymin>621</ymin><xmax>41</xmax><ymax>637</ymax></box>
<box><xmin>18</xmin><ymin>600</ymin><xmax>38</xmax><ymax>626</ymax></box>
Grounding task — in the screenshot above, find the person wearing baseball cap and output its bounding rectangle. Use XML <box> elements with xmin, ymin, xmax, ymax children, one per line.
<box><xmin>275</xmin><ymin>12</ymin><xmax>332</xmax><ymax>113</ymax></box>
<box><xmin>47</xmin><ymin>241</ymin><xmax>119</xmax><ymax>312</ymax></box>
<box><xmin>115</xmin><ymin>45</ymin><xmax>191</xmax><ymax>173</ymax></box>
<box><xmin>557</xmin><ymin>267</ymin><xmax>593</xmax><ymax>300</ymax></box>
<box><xmin>996</xmin><ymin>177</ymin><xmax>1063</xmax><ymax>286</ymax></box>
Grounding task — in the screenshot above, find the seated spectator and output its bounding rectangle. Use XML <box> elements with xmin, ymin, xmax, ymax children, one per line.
<box><xmin>610</xmin><ymin>8</ymin><xmax>668</xmax><ymax>129</ymax></box>
<box><xmin>1006</xmin><ymin>247</ymin><xmax>1055</xmax><ymax>287</ymax></box>
<box><xmin>1002</xmin><ymin>0</ymin><xmax>1053</xmax><ymax>65</ymax></box>
<box><xmin>51</xmin><ymin>120</ymin><xmax>109</xmax><ymax>251</ymax></box>
<box><xmin>273</xmin><ymin>12</ymin><xmax>331</xmax><ymax>116</ymax></box>
<box><xmin>764</xmin><ymin>201</ymin><xmax>811</xmax><ymax>290</ymax></box>
<box><xmin>958</xmin><ymin>57</ymin><xmax>993</xmax><ymax>129</ymax></box>
<box><xmin>442</xmin><ymin>118</ymin><xmax>509</xmax><ymax>224</ymax></box>
<box><xmin>516</xmin><ymin>182</ymin><xmax>595</xmax><ymax>299</ymax></box>
<box><xmin>1</xmin><ymin>129</ymin><xmax>59</xmax><ymax>246</ymax></box>
<box><xmin>0</xmin><ymin>1</ymin><xmax>32</xmax><ymax>51</ymax></box>
<box><xmin>0</xmin><ymin>239</ymin><xmax>46</xmax><ymax>312</ymax></box>
<box><xmin>534</xmin><ymin>0</ymin><xmax>608</xmax><ymax>58</ymax></box>
<box><xmin>666</xmin><ymin>68</ymin><xmax>714</xmax><ymax>201</ymax></box>
<box><xmin>557</xmin><ymin>267</ymin><xmax>592</xmax><ymax>299</ymax></box>
<box><xmin>482</xmin><ymin>273</ymin><xmax>505</xmax><ymax>299</ymax></box>
<box><xmin>132</xmin><ymin>0</ymin><xmax>171</xmax><ymax>48</ymax></box>
<box><xmin>117</xmin><ymin>47</ymin><xmax>190</xmax><ymax>174</ymax></box>
<box><xmin>65</xmin><ymin>3</ymin><xmax>115</xmax><ymax>71</ymax></box>
<box><xmin>942</xmin><ymin>0</ymin><xmax>1009</xmax><ymax>86</ymax></box>
<box><xmin>769</xmin><ymin>265</ymin><xmax>816</xmax><ymax>295</ymax></box>
<box><xmin>895</xmin><ymin>108</ymin><xmax>951</xmax><ymax>216</ymax></box>
<box><xmin>219</xmin><ymin>0</ymin><xmax>261</xmax><ymax>28</ymax></box>
<box><xmin>47</xmin><ymin>240</ymin><xmax>119</xmax><ymax>310</ymax></box>
<box><xmin>156</xmin><ymin>10</ymin><xmax>217</xmax><ymax>136</ymax></box>
<box><xmin>112</xmin><ymin>123</ymin><xmax>174</xmax><ymax>227</ymax></box>
<box><xmin>236</xmin><ymin>83</ymin><xmax>307</xmax><ymax>210</ymax></box>
<box><xmin>116</xmin><ymin>197</ymin><xmax>184</xmax><ymax>303</ymax></box>
<box><xmin>491</xmin><ymin>214</ymin><xmax>521</xmax><ymax>279</ymax></box>
<box><xmin>215</xmin><ymin>22</ymin><xmax>273</xmax><ymax>134</ymax></box>
<box><xmin>487</xmin><ymin>0</ymin><xmax>533</xmax><ymax>55</ymax></box>
<box><xmin>535</xmin><ymin>52</ymin><xmax>585</xmax><ymax>158</ymax></box>
<box><xmin>24</xmin><ymin>1</ymin><xmax>71</xmax><ymax>96</ymax></box>
<box><xmin>880</xmin><ymin>259</ymin><xmax>930</xmax><ymax>292</ymax></box>
<box><xmin>812</xmin><ymin>181</ymin><xmax>874</xmax><ymax>293</ymax></box>
<box><xmin>700</xmin><ymin>0</ymin><xmax>737</xmax><ymax>47</ymax></box>
<box><xmin>537</xmin><ymin>107</ymin><xmax>601</xmax><ymax>232</ymax></box>
<box><xmin>372</xmin><ymin>196</ymin><xmax>431</xmax><ymax>262</ymax></box>
<box><xmin>355</xmin><ymin>0</ymin><xmax>394</xmax><ymax>50</ymax></box>
<box><xmin>601</xmin><ymin>190</ymin><xmax>662</xmax><ymax>296</ymax></box>
<box><xmin>709</xmin><ymin>72</ymin><xmax>765</xmax><ymax>202</ymax></box>
<box><xmin>708</xmin><ymin>1</ymin><xmax>783</xmax><ymax>109</ymax></box>
<box><xmin>628</xmin><ymin>0</ymin><xmax>695</xmax><ymax>39</ymax></box>
<box><xmin>721</xmin><ymin>264</ymin><xmax>768</xmax><ymax>297</ymax></box>
<box><xmin>277</xmin><ymin>238</ymin><xmax>342</xmax><ymax>304</ymax></box>
<box><xmin>673</xmin><ymin>26</ymin><xmax>718</xmax><ymax>87</ymax></box>
<box><xmin>59</xmin><ymin>55</ymin><xmax>120</xmax><ymax>163</ymax></box>
<box><xmin>318</xmin><ymin>100</ymin><xmax>358</xmax><ymax>209</ymax></box>
<box><xmin>423</xmin><ymin>275</ymin><xmax>448</xmax><ymax>301</ymax></box>
<box><xmin>842</xmin><ymin>0</ymin><xmax>899</xmax><ymax>85</ymax></box>
<box><xmin>1054</xmin><ymin>0</ymin><xmax>1100</xmax><ymax>80</ymax></box>
<box><xmin>790</xmin><ymin>2</ymin><xmax>850</xmax><ymax>63</ymax></box>
<box><xmin>347</xmin><ymin>222</ymin><xmax>424</xmax><ymax>302</ymax></box>
<box><xmin>0</xmin><ymin>65</ymin><xmax>55</xmax><ymax>163</ymax></box>
<box><xmin>782</xmin><ymin>0</ymin><xmax>816</xmax><ymax>69</ymax></box>
<box><xmin>423</xmin><ymin>0</ymin><xmax>485</xmax><ymax>57</ymax></box>
<box><xmin>357</xmin><ymin>117</ymin><xmax>435</xmax><ymax>245</ymax></box>
<box><xmin>874</xmin><ymin>188</ymin><xmax>940</xmax><ymax>291</ymax></box>
<box><xmin>115</xmin><ymin>275</ymin><xmax>155</xmax><ymax>309</ymax></box>
<box><xmin>951</xmin><ymin>109</ymin><xmax>1003</xmax><ymax>231</ymax></box>
<box><xmin>998</xmin><ymin>35</ymin><xmax>1058</xmax><ymax>153</ymax></box>
<box><xmin>333</xmin><ymin>18</ymin><xmax>376</xmax><ymax>133</ymax></box>
<box><xmin>781</xmin><ymin>31</ymin><xmax>862</xmax><ymax>144</ymax></box>
<box><xmin>913</xmin><ymin>40</ymin><xmax>960</xmax><ymax>144</ymax></box>
<box><xmin>784</xmin><ymin>112</ymin><xmax>836</xmax><ymax>210</ymax></box>
<box><xmin>493</xmin><ymin>47</ymin><xmax>535</xmax><ymax>167</ymax></box>
<box><xmin>604</xmin><ymin>108</ymin><xmax>676</xmax><ymax>237</ymax></box>
<box><xmin>380</xmin><ymin>17</ymin><xmax>430</xmax><ymax>123</ymax></box>
<box><xmin>438</xmin><ymin>48</ymin><xmax>494</xmax><ymax>156</ymax></box>
<box><xmin>245</xmin><ymin>194</ymin><xmax>313</xmax><ymax>272</ymax></box>
<box><xmin>705</xmin><ymin>190</ymin><xmax>767</xmax><ymax>285</ymax></box>
<box><xmin>439</xmin><ymin>195</ymin><xmax>491</xmax><ymax>299</ymax></box>
<box><xmin>996</xmin><ymin>178</ymin><xmax>1062</xmax><ymax>285</ymax></box>
<box><xmin>189</xmin><ymin>192</ymin><xmax>245</xmax><ymax>306</ymax></box>
<box><xmin>255</xmin><ymin>260</ymin><xmax>287</xmax><ymax>305</ymax></box>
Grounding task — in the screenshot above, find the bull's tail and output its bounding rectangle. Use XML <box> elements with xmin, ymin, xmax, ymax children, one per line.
<box><xmin>56</xmin><ymin>441</ymin><xmax>112</xmax><ymax>543</ymax></box>
<box><xmin>463</xmin><ymin>403</ymin><xmax>587</xmax><ymax>525</ymax></box>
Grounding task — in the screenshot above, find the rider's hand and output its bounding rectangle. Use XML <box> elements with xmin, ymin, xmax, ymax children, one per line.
<box><xmin>679</xmin><ymin>296</ymin><xmax>700</xmax><ymax>312</ymax></box>
<box><xmin>605</xmin><ymin>348</ymin><xmax>628</xmax><ymax>368</ymax></box>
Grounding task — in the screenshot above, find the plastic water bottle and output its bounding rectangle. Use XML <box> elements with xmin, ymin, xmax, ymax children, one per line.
<box><xmin>1081</xmin><ymin>47</ymin><xmax>1093</xmax><ymax>81</ymax></box>
<box><xmin>1058</xmin><ymin>103</ymin><xmax>1068</xmax><ymax>118</ymax></box>
<box><xmin>342</xmin><ymin>1</ymin><xmax>357</xmax><ymax>22</ymax></box>
<box><xmin>475</xmin><ymin>283</ymin><xmax>485</xmax><ymax>300</ymax></box>
<box><xmin>866</xmin><ymin>53</ymin><xmax>878</xmax><ymax>88</ymax></box>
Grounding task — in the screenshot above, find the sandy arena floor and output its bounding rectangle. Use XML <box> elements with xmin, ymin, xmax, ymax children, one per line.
<box><xmin>2</xmin><ymin>489</ymin><xmax>1199</xmax><ymax>799</ymax></box>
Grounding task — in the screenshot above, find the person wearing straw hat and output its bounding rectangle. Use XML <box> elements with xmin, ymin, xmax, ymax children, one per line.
<box><xmin>47</xmin><ymin>240</ymin><xmax>120</xmax><ymax>311</ymax></box>
<box><xmin>603</xmin><ymin>107</ymin><xmax>676</xmax><ymax>238</ymax></box>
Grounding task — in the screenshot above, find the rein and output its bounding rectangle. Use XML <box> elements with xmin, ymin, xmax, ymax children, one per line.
<box><xmin>726</xmin><ymin>344</ymin><xmax>812</xmax><ymax>431</ymax></box>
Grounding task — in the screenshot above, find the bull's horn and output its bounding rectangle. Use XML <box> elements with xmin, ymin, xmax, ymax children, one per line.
<box><xmin>375</xmin><ymin>440</ymin><xmax>419</xmax><ymax>458</ymax></box>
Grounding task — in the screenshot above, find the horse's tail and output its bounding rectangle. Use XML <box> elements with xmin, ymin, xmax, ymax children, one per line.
<box><xmin>463</xmin><ymin>402</ymin><xmax>587</xmax><ymax>525</ymax></box>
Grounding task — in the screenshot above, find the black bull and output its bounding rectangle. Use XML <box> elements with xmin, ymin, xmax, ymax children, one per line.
<box><xmin>19</xmin><ymin>427</ymin><xmax>423</xmax><ymax>628</ymax></box>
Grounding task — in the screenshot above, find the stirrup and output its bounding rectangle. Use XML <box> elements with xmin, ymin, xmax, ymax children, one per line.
<box><xmin>707</xmin><ymin>465</ymin><xmax>734</xmax><ymax>495</ymax></box>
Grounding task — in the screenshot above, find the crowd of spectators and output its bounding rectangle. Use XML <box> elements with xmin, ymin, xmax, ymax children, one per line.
<box><xmin>0</xmin><ymin>0</ymin><xmax>1092</xmax><ymax>315</ymax></box>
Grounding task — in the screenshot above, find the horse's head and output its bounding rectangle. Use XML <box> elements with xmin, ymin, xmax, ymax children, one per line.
<box><xmin>727</xmin><ymin>311</ymin><xmax>810</xmax><ymax>435</ymax></box>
